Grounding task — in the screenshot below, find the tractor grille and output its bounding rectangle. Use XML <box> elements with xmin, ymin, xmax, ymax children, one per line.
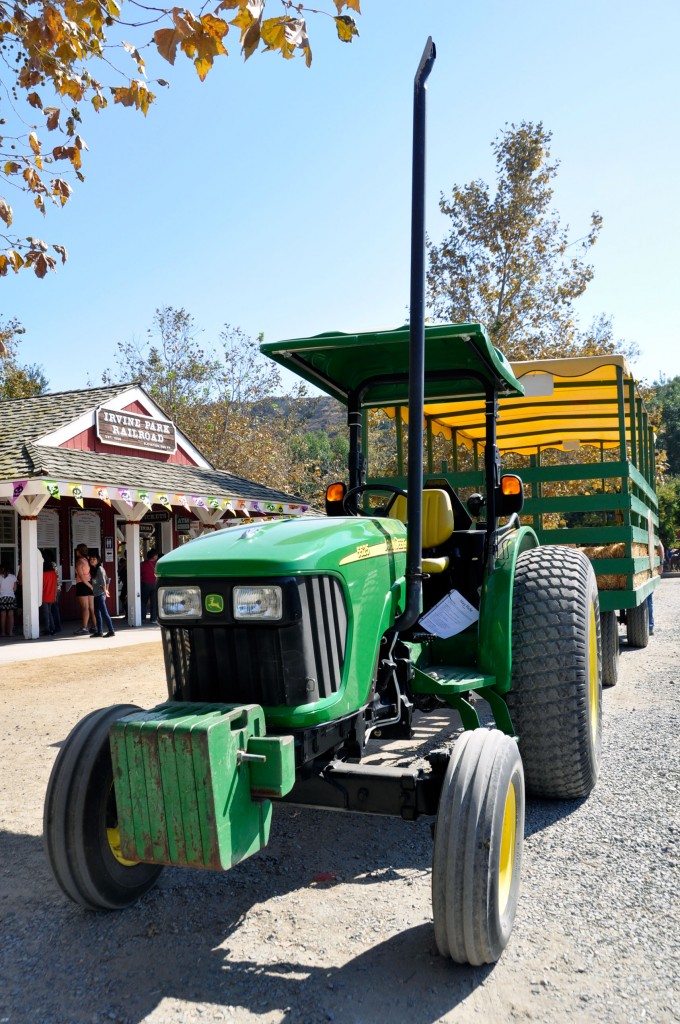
<box><xmin>162</xmin><ymin>575</ymin><xmax>347</xmax><ymax>707</ymax></box>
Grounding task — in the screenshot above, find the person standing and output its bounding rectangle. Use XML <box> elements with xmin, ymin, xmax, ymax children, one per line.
<box><xmin>140</xmin><ymin>548</ymin><xmax>159</xmax><ymax>624</ymax></box>
<box><xmin>73</xmin><ymin>544</ymin><xmax>95</xmax><ymax>636</ymax></box>
<box><xmin>0</xmin><ymin>564</ymin><xmax>17</xmax><ymax>638</ymax></box>
<box><xmin>89</xmin><ymin>554</ymin><xmax>116</xmax><ymax>638</ymax></box>
<box><xmin>41</xmin><ymin>561</ymin><xmax>59</xmax><ymax>636</ymax></box>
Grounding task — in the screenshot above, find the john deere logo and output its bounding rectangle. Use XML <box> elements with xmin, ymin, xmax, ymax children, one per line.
<box><xmin>205</xmin><ymin>594</ymin><xmax>224</xmax><ymax>614</ymax></box>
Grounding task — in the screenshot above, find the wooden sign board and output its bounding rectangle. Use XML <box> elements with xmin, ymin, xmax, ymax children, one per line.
<box><xmin>96</xmin><ymin>406</ymin><xmax>177</xmax><ymax>455</ymax></box>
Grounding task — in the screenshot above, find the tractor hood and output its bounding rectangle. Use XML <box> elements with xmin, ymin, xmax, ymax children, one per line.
<box><xmin>156</xmin><ymin>515</ymin><xmax>408</xmax><ymax>579</ymax></box>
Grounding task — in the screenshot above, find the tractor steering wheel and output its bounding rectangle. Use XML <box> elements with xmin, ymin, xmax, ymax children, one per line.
<box><xmin>342</xmin><ymin>483</ymin><xmax>408</xmax><ymax>517</ymax></box>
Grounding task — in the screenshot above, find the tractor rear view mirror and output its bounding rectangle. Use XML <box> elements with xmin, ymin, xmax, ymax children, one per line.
<box><xmin>325</xmin><ymin>481</ymin><xmax>347</xmax><ymax>516</ymax></box>
<box><xmin>497</xmin><ymin>474</ymin><xmax>524</xmax><ymax>517</ymax></box>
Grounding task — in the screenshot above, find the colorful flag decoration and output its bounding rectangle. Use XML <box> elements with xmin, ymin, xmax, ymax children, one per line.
<box><xmin>95</xmin><ymin>485</ymin><xmax>112</xmax><ymax>507</ymax></box>
<box><xmin>191</xmin><ymin>494</ymin><xmax>207</xmax><ymax>509</ymax></box>
<box><xmin>156</xmin><ymin>492</ymin><xmax>173</xmax><ymax>511</ymax></box>
<box><xmin>69</xmin><ymin>482</ymin><xmax>84</xmax><ymax>508</ymax></box>
<box><xmin>138</xmin><ymin>489</ymin><xmax>152</xmax><ymax>508</ymax></box>
<box><xmin>208</xmin><ymin>496</ymin><xmax>220</xmax><ymax>510</ymax></box>
<box><xmin>44</xmin><ymin>480</ymin><xmax>60</xmax><ymax>500</ymax></box>
<box><xmin>118</xmin><ymin>487</ymin><xmax>134</xmax><ymax>508</ymax></box>
<box><xmin>10</xmin><ymin>480</ymin><xmax>27</xmax><ymax>505</ymax></box>
<box><xmin>222</xmin><ymin>498</ymin><xmax>234</xmax><ymax>512</ymax></box>
<box><xmin>175</xmin><ymin>493</ymin><xmax>190</xmax><ymax>510</ymax></box>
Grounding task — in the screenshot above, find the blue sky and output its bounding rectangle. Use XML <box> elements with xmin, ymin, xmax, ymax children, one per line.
<box><xmin>5</xmin><ymin>0</ymin><xmax>679</xmax><ymax>394</ymax></box>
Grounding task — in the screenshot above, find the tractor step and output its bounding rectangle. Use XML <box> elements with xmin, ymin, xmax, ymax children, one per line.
<box><xmin>109</xmin><ymin>702</ymin><xmax>295</xmax><ymax>871</ymax></box>
<box><xmin>411</xmin><ymin>664</ymin><xmax>496</xmax><ymax>695</ymax></box>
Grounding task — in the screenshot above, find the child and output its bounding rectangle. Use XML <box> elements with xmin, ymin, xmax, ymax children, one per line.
<box><xmin>89</xmin><ymin>554</ymin><xmax>116</xmax><ymax>638</ymax></box>
<box><xmin>41</xmin><ymin>562</ymin><xmax>60</xmax><ymax>635</ymax></box>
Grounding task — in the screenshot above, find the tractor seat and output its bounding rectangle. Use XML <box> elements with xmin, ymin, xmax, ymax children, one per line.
<box><xmin>389</xmin><ymin>489</ymin><xmax>454</xmax><ymax>573</ymax></box>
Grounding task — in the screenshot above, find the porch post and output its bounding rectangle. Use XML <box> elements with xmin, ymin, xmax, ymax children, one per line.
<box><xmin>14</xmin><ymin>492</ymin><xmax>50</xmax><ymax>640</ymax></box>
<box><xmin>19</xmin><ymin>517</ymin><xmax>41</xmax><ymax>639</ymax></box>
<box><xmin>125</xmin><ymin>522</ymin><xmax>142</xmax><ymax>627</ymax></box>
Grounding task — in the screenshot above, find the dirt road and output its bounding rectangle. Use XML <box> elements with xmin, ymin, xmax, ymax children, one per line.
<box><xmin>1</xmin><ymin>583</ymin><xmax>679</xmax><ymax>1024</ymax></box>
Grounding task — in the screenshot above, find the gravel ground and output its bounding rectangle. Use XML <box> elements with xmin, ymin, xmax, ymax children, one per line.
<box><xmin>1</xmin><ymin>582</ymin><xmax>679</xmax><ymax>1024</ymax></box>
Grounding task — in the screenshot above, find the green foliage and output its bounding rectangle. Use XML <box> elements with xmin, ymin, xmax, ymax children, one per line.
<box><xmin>0</xmin><ymin>317</ymin><xmax>48</xmax><ymax>397</ymax></box>
<box><xmin>288</xmin><ymin>429</ymin><xmax>349</xmax><ymax>505</ymax></box>
<box><xmin>648</xmin><ymin>375</ymin><xmax>680</xmax><ymax>477</ymax></box>
<box><xmin>657</xmin><ymin>476</ymin><xmax>680</xmax><ymax>547</ymax></box>
<box><xmin>427</xmin><ymin>121</ymin><xmax>637</xmax><ymax>362</ymax></box>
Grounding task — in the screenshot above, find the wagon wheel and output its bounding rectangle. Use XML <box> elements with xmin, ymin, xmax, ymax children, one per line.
<box><xmin>506</xmin><ymin>546</ymin><xmax>602</xmax><ymax>799</ymax></box>
<box><xmin>600</xmin><ymin>610</ymin><xmax>620</xmax><ymax>687</ymax></box>
<box><xmin>432</xmin><ymin>729</ymin><xmax>525</xmax><ymax>966</ymax></box>
<box><xmin>44</xmin><ymin>704</ymin><xmax>163</xmax><ymax>911</ymax></box>
<box><xmin>626</xmin><ymin>601</ymin><xmax>649</xmax><ymax>649</ymax></box>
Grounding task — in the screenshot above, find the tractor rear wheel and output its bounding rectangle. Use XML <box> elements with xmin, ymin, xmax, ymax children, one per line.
<box><xmin>507</xmin><ymin>546</ymin><xmax>602</xmax><ymax>799</ymax></box>
<box><xmin>626</xmin><ymin>601</ymin><xmax>649</xmax><ymax>649</ymax></box>
<box><xmin>44</xmin><ymin>704</ymin><xmax>163</xmax><ymax>911</ymax></box>
<box><xmin>601</xmin><ymin>610</ymin><xmax>620</xmax><ymax>687</ymax></box>
<box><xmin>432</xmin><ymin>729</ymin><xmax>524</xmax><ymax>965</ymax></box>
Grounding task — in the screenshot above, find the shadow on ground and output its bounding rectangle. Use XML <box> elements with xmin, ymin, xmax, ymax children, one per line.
<box><xmin>1</xmin><ymin>805</ymin><xmax>496</xmax><ymax>1024</ymax></box>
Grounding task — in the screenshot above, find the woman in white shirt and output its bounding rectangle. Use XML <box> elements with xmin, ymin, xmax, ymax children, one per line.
<box><xmin>0</xmin><ymin>564</ymin><xmax>18</xmax><ymax>638</ymax></box>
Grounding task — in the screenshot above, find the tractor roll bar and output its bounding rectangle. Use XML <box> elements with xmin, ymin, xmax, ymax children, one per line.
<box><xmin>394</xmin><ymin>36</ymin><xmax>436</xmax><ymax>632</ymax></box>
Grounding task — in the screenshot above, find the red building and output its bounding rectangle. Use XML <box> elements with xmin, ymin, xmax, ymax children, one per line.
<box><xmin>0</xmin><ymin>382</ymin><xmax>307</xmax><ymax>637</ymax></box>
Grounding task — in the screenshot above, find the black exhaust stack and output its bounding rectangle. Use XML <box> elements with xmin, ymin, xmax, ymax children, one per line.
<box><xmin>394</xmin><ymin>36</ymin><xmax>436</xmax><ymax>632</ymax></box>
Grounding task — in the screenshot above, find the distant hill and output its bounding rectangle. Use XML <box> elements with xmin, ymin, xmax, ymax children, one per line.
<box><xmin>251</xmin><ymin>395</ymin><xmax>346</xmax><ymax>436</ymax></box>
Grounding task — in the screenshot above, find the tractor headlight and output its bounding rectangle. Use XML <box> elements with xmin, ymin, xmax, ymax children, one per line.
<box><xmin>158</xmin><ymin>586</ymin><xmax>202</xmax><ymax>619</ymax></box>
<box><xmin>233</xmin><ymin>585</ymin><xmax>282</xmax><ymax>621</ymax></box>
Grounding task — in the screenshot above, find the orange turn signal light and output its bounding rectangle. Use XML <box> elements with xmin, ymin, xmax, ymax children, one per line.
<box><xmin>501</xmin><ymin>475</ymin><xmax>522</xmax><ymax>496</ymax></box>
<box><xmin>326</xmin><ymin>482</ymin><xmax>346</xmax><ymax>503</ymax></box>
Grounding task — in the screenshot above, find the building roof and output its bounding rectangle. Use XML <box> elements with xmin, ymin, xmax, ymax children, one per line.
<box><xmin>23</xmin><ymin>441</ymin><xmax>300</xmax><ymax>505</ymax></box>
<box><xmin>0</xmin><ymin>382</ymin><xmax>304</xmax><ymax>509</ymax></box>
<box><xmin>0</xmin><ymin>383</ymin><xmax>133</xmax><ymax>479</ymax></box>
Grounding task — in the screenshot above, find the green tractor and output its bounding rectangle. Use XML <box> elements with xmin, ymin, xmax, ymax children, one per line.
<box><xmin>43</xmin><ymin>39</ymin><xmax>602</xmax><ymax>966</ymax></box>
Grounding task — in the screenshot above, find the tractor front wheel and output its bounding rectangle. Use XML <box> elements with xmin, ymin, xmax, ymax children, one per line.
<box><xmin>432</xmin><ymin>729</ymin><xmax>525</xmax><ymax>966</ymax></box>
<box><xmin>626</xmin><ymin>601</ymin><xmax>649</xmax><ymax>649</ymax></box>
<box><xmin>507</xmin><ymin>546</ymin><xmax>602</xmax><ymax>799</ymax></box>
<box><xmin>44</xmin><ymin>705</ymin><xmax>163</xmax><ymax>911</ymax></box>
<box><xmin>601</xmin><ymin>610</ymin><xmax>620</xmax><ymax>687</ymax></box>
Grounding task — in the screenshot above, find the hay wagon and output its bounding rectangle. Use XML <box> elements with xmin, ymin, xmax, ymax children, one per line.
<box><xmin>370</xmin><ymin>354</ymin><xmax>660</xmax><ymax>688</ymax></box>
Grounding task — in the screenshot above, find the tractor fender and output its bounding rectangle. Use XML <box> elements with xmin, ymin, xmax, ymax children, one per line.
<box><xmin>477</xmin><ymin>526</ymin><xmax>539</xmax><ymax>693</ymax></box>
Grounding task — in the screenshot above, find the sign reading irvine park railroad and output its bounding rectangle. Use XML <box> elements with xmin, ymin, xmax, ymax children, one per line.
<box><xmin>96</xmin><ymin>406</ymin><xmax>177</xmax><ymax>455</ymax></box>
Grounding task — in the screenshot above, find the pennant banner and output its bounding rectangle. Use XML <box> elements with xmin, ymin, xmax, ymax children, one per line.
<box><xmin>137</xmin><ymin>489</ymin><xmax>152</xmax><ymax>509</ymax></box>
<box><xmin>191</xmin><ymin>494</ymin><xmax>206</xmax><ymax>509</ymax></box>
<box><xmin>95</xmin><ymin>485</ymin><xmax>112</xmax><ymax>507</ymax></box>
<box><xmin>208</xmin><ymin>496</ymin><xmax>221</xmax><ymax>510</ymax></box>
<box><xmin>44</xmin><ymin>480</ymin><xmax>60</xmax><ymax>500</ymax></box>
<box><xmin>10</xmin><ymin>480</ymin><xmax>27</xmax><ymax>505</ymax></box>
<box><xmin>175</xmin><ymin>493</ymin><xmax>190</xmax><ymax>510</ymax></box>
<box><xmin>156</xmin><ymin>492</ymin><xmax>173</xmax><ymax>511</ymax></box>
<box><xmin>118</xmin><ymin>487</ymin><xmax>134</xmax><ymax>508</ymax></box>
<box><xmin>69</xmin><ymin>482</ymin><xmax>84</xmax><ymax>508</ymax></box>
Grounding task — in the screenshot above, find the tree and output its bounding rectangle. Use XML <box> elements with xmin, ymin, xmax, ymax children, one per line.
<box><xmin>196</xmin><ymin>323</ymin><xmax>311</xmax><ymax>490</ymax></box>
<box><xmin>427</xmin><ymin>121</ymin><xmax>637</xmax><ymax>362</ymax></box>
<box><xmin>657</xmin><ymin>476</ymin><xmax>680</xmax><ymax>548</ymax></box>
<box><xmin>104</xmin><ymin>305</ymin><xmax>224</xmax><ymax>423</ymax></box>
<box><xmin>0</xmin><ymin>0</ymin><xmax>361</xmax><ymax>277</ymax></box>
<box><xmin>648</xmin><ymin>376</ymin><xmax>680</xmax><ymax>477</ymax></box>
<box><xmin>104</xmin><ymin>307</ymin><xmax>317</xmax><ymax>498</ymax></box>
<box><xmin>288</xmin><ymin>428</ymin><xmax>349</xmax><ymax>505</ymax></box>
<box><xmin>0</xmin><ymin>316</ymin><xmax>48</xmax><ymax>396</ymax></box>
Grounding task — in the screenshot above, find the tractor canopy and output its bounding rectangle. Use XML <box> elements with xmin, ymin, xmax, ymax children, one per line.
<box><xmin>261</xmin><ymin>322</ymin><xmax>524</xmax><ymax>407</ymax></box>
